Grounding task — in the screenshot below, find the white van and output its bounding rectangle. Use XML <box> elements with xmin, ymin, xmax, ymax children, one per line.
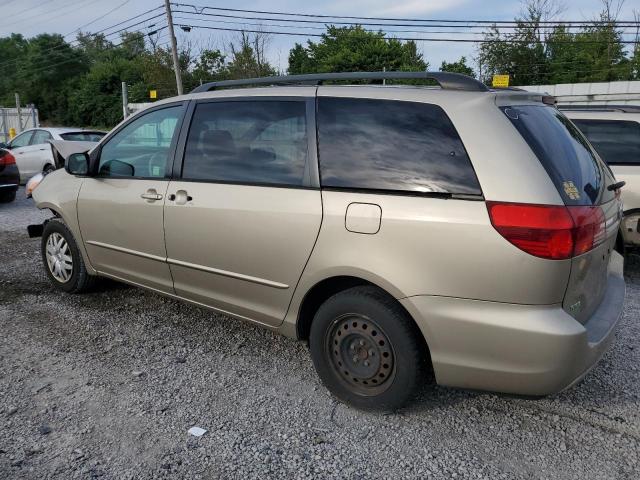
<box><xmin>563</xmin><ymin>106</ymin><xmax>640</xmax><ymax>249</ymax></box>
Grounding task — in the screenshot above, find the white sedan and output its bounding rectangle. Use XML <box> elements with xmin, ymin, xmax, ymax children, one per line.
<box><xmin>0</xmin><ymin>128</ymin><xmax>105</xmax><ymax>183</ymax></box>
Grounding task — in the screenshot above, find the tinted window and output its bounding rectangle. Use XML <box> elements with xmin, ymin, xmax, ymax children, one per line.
<box><xmin>98</xmin><ymin>106</ymin><xmax>182</xmax><ymax>178</ymax></box>
<box><xmin>10</xmin><ymin>131</ymin><xmax>33</xmax><ymax>148</ymax></box>
<box><xmin>60</xmin><ymin>132</ymin><xmax>106</xmax><ymax>142</ymax></box>
<box><xmin>31</xmin><ymin>130</ymin><xmax>52</xmax><ymax>145</ymax></box>
<box><xmin>502</xmin><ymin>105</ymin><xmax>612</xmax><ymax>206</ymax></box>
<box><xmin>570</xmin><ymin>119</ymin><xmax>640</xmax><ymax>166</ymax></box>
<box><xmin>317</xmin><ymin>98</ymin><xmax>481</xmax><ymax>195</ymax></box>
<box><xmin>182</xmin><ymin>101</ymin><xmax>308</xmax><ymax>186</ymax></box>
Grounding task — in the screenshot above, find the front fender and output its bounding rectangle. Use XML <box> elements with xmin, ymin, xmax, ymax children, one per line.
<box><xmin>32</xmin><ymin>171</ymin><xmax>96</xmax><ymax>275</ymax></box>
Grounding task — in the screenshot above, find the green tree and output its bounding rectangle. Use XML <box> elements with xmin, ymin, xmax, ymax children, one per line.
<box><xmin>440</xmin><ymin>56</ymin><xmax>475</xmax><ymax>77</ymax></box>
<box><xmin>287</xmin><ymin>25</ymin><xmax>428</xmax><ymax>75</ymax></box>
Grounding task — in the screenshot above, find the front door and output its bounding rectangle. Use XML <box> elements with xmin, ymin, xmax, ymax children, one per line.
<box><xmin>164</xmin><ymin>97</ymin><xmax>322</xmax><ymax>326</ymax></box>
<box><xmin>77</xmin><ymin>103</ymin><xmax>186</xmax><ymax>294</ymax></box>
<box><xmin>8</xmin><ymin>130</ymin><xmax>35</xmax><ymax>183</ymax></box>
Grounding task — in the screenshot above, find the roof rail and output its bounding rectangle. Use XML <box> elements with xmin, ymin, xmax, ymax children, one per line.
<box><xmin>558</xmin><ymin>104</ymin><xmax>640</xmax><ymax>113</ymax></box>
<box><xmin>190</xmin><ymin>71</ymin><xmax>489</xmax><ymax>94</ymax></box>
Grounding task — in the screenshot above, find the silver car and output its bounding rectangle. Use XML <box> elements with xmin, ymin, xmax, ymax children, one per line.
<box><xmin>29</xmin><ymin>72</ymin><xmax>626</xmax><ymax>410</ymax></box>
<box><xmin>1</xmin><ymin>127</ymin><xmax>105</xmax><ymax>183</ymax></box>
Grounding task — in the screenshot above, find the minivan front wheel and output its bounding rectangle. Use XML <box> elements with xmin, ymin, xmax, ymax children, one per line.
<box><xmin>41</xmin><ymin>218</ymin><xmax>96</xmax><ymax>293</ymax></box>
<box><xmin>309</xmin><ymin>286</ymin><xmax>427</xmax><ymax>410</ymax></box>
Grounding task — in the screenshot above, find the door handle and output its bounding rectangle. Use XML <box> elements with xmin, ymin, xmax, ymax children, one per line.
<box><xmin>169</xmin><ymin>190</ymin><xmax>192</xmax><ymax>205</ymax></box>
<box><xmin>39</xmin><ymin>148</ymin><xmax>46</xmax><ymax>151</ymax></box>
<box><xmin>141</xmin><ymin>189</ymin><xmax>163</xmax><ymax>201</ymax></box>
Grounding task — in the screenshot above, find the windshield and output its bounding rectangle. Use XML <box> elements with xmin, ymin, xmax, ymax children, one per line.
<box><xmin>502</xmin><ymin>105</ymin><xmax>613</xmax><ymax>206</ymax></box>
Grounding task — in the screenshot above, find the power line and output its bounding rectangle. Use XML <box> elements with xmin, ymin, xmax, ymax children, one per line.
<box><xmin>171</xmin><ymin>8</ymin><xmax>640</xmax><ymax>32</ymax></box>
<box><xmin>173</xmin><ymin>23</ymin><xmax>640</xmax><ymax>44</ymax></box>
<box><xmin>171</xmin><ymin>13</ymin><xmax>640</xmax><ymax>38</ymax></box>
<box><xmin>172</xmin><ymin>2</ymin><xmax>640</xmax><ymax>26</ymax></box>
<box><xmin>13</xmin><ymin>26</ymin><xmax>168</xmax><ymax>79</ymax></box>
<box><xmin>0</xmin><ymin>9</ymin><xmax>166</xmax><ymax>70</ymax></box>
<box><xmin>7</xmin><ymin>0</ymin><xmax>100</xmax><ymax>29</ymax></box>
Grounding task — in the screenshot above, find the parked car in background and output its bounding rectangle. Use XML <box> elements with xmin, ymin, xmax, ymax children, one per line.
<box><xmin>30</xmin><ymin>72</ymin><xmax>626</xmax><ymax>410</ymax></box>
<box><xmin>0</xmin><ymin>147</ymin><xmax>19</xmax><ymax>203</ymax></box>
<box><xmin>562</xmin><ymin>106</ymin><xmax>640</xmax><ymax>249</ymax></box>
<box><xmin>25</xmin><ymin>140</ymin><xmax>100</xmax><ymax>198</ymax></box>
<box><xmin>0</xmin><ymin>128</ymin><xmax>106</xmax><ymax>183</ymax></box>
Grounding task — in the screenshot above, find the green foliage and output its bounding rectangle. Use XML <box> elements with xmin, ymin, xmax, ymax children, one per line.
<box><xmin>440</xmin><ymin>57</ymin><xmax>475</xmax><ymax>77</ymax></box>
<box><xmin>287</xmin><ymin>26</ymin><xmax>428</xmax><ymax>75</ymax></box>
<box><xmin>478</xmin><ymin>0</ymin><xmax>638</xmax><ymax>85</ymax></box>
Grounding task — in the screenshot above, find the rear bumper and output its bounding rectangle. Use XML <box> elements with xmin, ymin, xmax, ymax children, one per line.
<box><xmin>400</xmin><ymin>252</ymin><xmax>626</xmax><ymax>396</ymax></box>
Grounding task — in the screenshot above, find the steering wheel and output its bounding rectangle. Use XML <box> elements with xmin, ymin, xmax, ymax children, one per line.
<box><xmin>147</xmin><ymin>151</ymin><xmax>166</xmax><ymax>177</ymax></box>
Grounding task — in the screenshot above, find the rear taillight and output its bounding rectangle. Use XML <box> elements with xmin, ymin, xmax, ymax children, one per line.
<box><xmin>487</xmin><ymin>202</ymin><xmax>607</xmax><ymax>260</ymax></box>
<box><xmin>0</xmin><ymin>151</ymin><xmax>16</xmax><ymax>166</ymax></box>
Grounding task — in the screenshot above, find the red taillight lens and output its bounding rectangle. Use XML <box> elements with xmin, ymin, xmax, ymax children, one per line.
<box><xmin>568</xmin><ymin>206</ymin><xmax>606</xmax><ymax>256</ymax></box>
<box><xmin>487</xmin><ymin>202</ymin><xmax>606</xmax><ymax>260</ymax></box>
<box><xmin>0</xmin><ymin>151</ymin><xmax>16</xmax><ymax>166</ymax></box>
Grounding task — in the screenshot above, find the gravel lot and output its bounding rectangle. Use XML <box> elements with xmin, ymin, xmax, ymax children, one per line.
<box><xmin>1</xmin><ymin>188</ymin><xmax>639</xmax><ymax>479</ymax></box>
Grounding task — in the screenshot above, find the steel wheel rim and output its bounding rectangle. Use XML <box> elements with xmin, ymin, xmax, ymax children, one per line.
<box><xmin>45</xmin><ymin>232</ymin><xmax>73</xmax><ymax>283</ymax></box>
<box><xmin>326</xmin><ymin>314</ymin><xmax>396</xmax><ymax>396</ymax></box>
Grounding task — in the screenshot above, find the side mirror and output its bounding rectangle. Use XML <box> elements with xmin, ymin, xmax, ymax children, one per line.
<box><xmin>66</xmin><ymin>152</ymin><xmax>90</xmax><ymax>176</ymax></box>
<box><xmin>0</xmin><ymin>142</ymin><xmax>10</xmax><ymax>149</ymax></box>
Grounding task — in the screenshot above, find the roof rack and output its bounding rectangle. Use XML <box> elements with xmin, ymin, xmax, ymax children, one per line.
<box><xmin>558</xmin><ymin>104</ymin><xmax>640</xmax><ymax>113</ymax></box>
<box><xmin>190</xmin><ymin>71</ymin><xmax>489</xmax><ymax>94</ymax></box>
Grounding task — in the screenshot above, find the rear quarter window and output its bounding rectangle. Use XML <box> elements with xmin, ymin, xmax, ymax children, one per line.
<box><xmin>502</xmin><ymin>105</ymin><xmax>614</xmax><ymax>206</ymax></box>
<box><xmin>569</xmin><ymin>119</ymin><xmax>640</xmax><ymax>166</ymax></box>
<box><xmin>317</xmin><ymin>98</ymin><xmax>482</xmax><ymax>195</ymax></box>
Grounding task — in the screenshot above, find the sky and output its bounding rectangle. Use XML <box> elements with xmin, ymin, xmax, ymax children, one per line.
<box><xmin>1</xmin><ymin>0</ymin><xmax>638</xmax><ymax>73</ymax></box>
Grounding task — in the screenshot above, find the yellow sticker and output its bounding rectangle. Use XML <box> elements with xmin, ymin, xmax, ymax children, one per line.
<box><xmin>492</xmin><ymin>74</ymin><xmax>510</xmax><ymax>88</ymax></box>
<box><xmin>563</xmin><ymin>181</ymin><xmax>581</xmax><ymax>200</ymax></box>
<box><xmin>150</xmin><ymin>90</ymin><xmax>157</xmax><ymax>99</ymax></box>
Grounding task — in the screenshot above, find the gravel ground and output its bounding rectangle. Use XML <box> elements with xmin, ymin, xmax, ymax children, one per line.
<box><xmin>1</xmin><ymin>189</ymin><xmax>639</xmax><ymax>479</ymax></box>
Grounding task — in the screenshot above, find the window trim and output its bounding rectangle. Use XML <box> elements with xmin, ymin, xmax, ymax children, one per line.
<box><xmin>315</xmin><ymin>96</ymin><xmax>483</xmax><ymax>197</ymax></box>
<box><xmin>174</xmin><ymin>96</ymin><xmax>319</xmax><ymax>189</ymax></box>
<box><xmin>90</xmin><ymin>101</ymin><xmax>189</xmax><ymax>180</ymax></box>
<box><xmin>570</xmin><ymin>118</ymin><xmax>640</xmax><ymax>166</ymax></box>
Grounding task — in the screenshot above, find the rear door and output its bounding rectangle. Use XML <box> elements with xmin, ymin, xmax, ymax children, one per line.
<box><xmin>502</xmin><ymin>105</ymin><xmax>622</xmax><ymax>323</ymax></box>
<box><xmin>163</xmin><ymin>94</ymin><xmax>322</xmax><ymax>326</ymax></box>
<box><xmin>28</xmin><ymin>129</ymin><xmax>54</xmax><ymax>172</ymax></box>
<box><xmin>77</xmin><ymin>103</ymin><xmax>187</xmax><ymax>293</ymax></box>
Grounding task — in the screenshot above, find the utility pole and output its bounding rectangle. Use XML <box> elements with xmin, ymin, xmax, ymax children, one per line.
<box><xmin>122</xmin><ymin>82</ymin><xmax>128</xmax><ymax>119</ymax></box>
<box><xmin>14</xmin><ymin>93</ymin><xmax>22</xmax><ymax>133</ymax></box>
<box><xmin>164</xmin><ymin>0</ymin><xmax>183</xmax><ymax>95</ymax></box>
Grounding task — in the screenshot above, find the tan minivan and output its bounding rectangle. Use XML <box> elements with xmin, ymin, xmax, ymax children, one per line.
<box><xmin>30</xmin><ymin>72</ymin><xmax>626</xmax><ymax>410</ymax></box>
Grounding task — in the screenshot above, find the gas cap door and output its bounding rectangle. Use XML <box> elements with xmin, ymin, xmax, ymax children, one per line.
<box><xmin>345</xmin><ymin>202</ymin><xmax>382</xmax><ymax>234</ymax></box>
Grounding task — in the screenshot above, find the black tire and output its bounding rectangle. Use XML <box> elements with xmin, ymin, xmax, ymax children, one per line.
<box><xmin>43</xmin><ymin>164</ymin><xmax>55</xmax><ymax>175</ymax></box>
<box><xmin>309</xmin><ymin>286</ymin><xmax>427</xmax><ymax>411</ymax></box>
<box><xmin>41</xmin><ymin>218</ymin><xmax>96</xmax><ymax>293</ymax></box>
<box><xmin>0</xmin><ymin>190</ymin><xmax>16</xmax><ymax>203</ymax></box>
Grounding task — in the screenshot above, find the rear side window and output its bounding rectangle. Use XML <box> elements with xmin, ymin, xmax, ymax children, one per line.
<box><xmin>182</xmin><ymin>101</ymin><xmax>308</xmax><ymax>186</ymax></box>
<box><xmin>61</xmin><ymin>132</ymin><xmax>106</xmax><ymax>142</ymax></box>
<box><xmin>502</xmin><ymin>105</ymin><xmax>612</xmax><ymax>206</ymax></box>
<box><xmin>570</xmin><ymin>119</ymin><xmax>640</xmax><ymax>166</ymax></box>
<box><xmin>317</xmin><ymin>98</ymin><xmax>481</xmax><ymax>195</ymax></box>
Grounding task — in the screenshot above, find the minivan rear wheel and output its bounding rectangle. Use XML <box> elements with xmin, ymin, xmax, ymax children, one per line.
<box><xmin>309</xmin><ymin>286</ymin><xmax>426</xmax><ymax>410</ymax></box>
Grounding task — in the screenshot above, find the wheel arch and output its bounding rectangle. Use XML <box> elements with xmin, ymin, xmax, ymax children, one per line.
<box><xmin>295</xmin><ymin>275</ymin><xmax>432</xmax><ymax>362</ymax></box>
